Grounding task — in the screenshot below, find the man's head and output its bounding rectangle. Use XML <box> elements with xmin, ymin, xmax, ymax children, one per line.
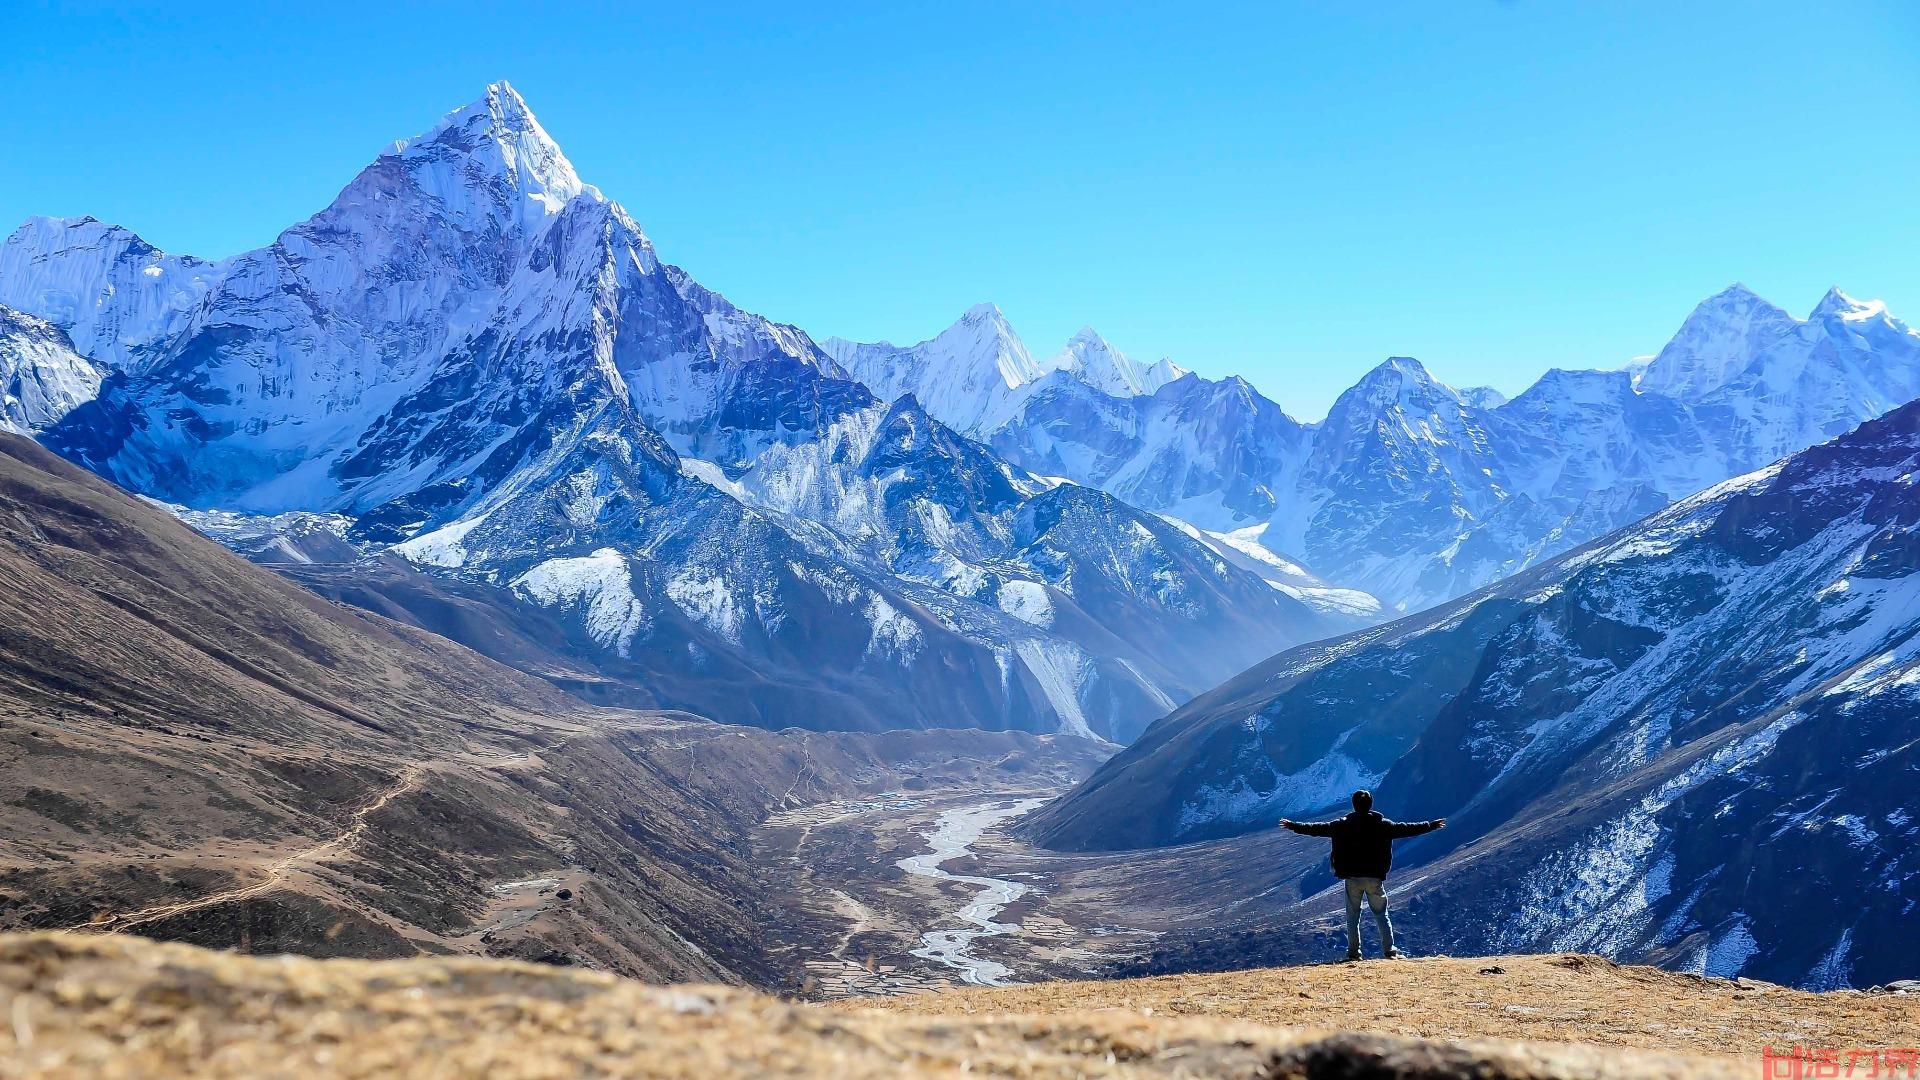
<box><xmin>1352</xmin><ymin>789</ymin><xmax>1374</xmax><ymax>812</ymax></box>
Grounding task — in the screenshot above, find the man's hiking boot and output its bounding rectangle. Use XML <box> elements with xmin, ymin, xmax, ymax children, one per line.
<box><xmin>1344</xmin><ymin>951</ymin><xmax>1363</xmax><ymax>963</ymax></box>
<box><xmin>1384</xmin><ymin>948</ymin><xmax>1406</xmax><ymax>959</ymax></box>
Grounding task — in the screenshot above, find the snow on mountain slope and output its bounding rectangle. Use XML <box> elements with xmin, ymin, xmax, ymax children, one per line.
<box><xmin>1174</xmin><ymin>522</ymin><xmax>1384</xmax><ymax>620</ymax></box>
<box><xmin>0</xmin><ymin>306</ymin><xmax>102</xmax><ymax>435</ymax></box>
<box><xmin>1693</xmin><ymin>287</ymin><xmax>1920</xmax><ymax>467</ymax></box>
<box><xmin>1039</xmin><ymin>327</ymin><xmax>1187</xmax><ymax>398</ymax></box>
<box><xmin>4</xmin><ymin>84</ymin><xmax>1357</xmax><ymax>740</ymax></box>
<box><xmin>823</xmin><ymin>304</ymin><xmax>1042</xmax><ymax>436</ymax></box>
<box><xmin>1456</xmin><ymin>385</ymin><xmax>1509</xmax><ymax>409</ymax></box>
<box><xmin>385</xmin><ymin>397</ymin><xmax>1144</xmax><ymax>735</ymax></box>
<box><xmin>0</xmin><ymin>217</ymin><xmax>224</xmax><ymax>374</ymax></box>
<box><xmin>996</xmin><ymin>368</ymin><xmax>1315</xmax><ymax>535</ymax></box>
<box><xmin>1635</xmin><ymin>283</ymin><xmax>1801</xmax><ymax>399</ymax></box>
<box><xmin>36</xmin><ymin>83</ymin><xmax>616</xmax><ymax>512</ymax></box>
<box><xmin>655</xmin><ymin>382</ymin><xmax>1361</xmax><ymax>738</ymax></box>
<box><xmin>1026</xmin><ymin>400</ymin><xmax>1920</xmax><ymax>988</ymax></box>
<box><xmin>836</xmin><ymin>286</ymin><xmax>1920</xmax><ymax>614</ymax></box>
<box><xmin>829</xmin><ymin>312</ymin><xmax>1301</xmax><ymax>530</ymax></box>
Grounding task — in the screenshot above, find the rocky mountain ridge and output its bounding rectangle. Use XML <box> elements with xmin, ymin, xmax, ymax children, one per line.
<box><xmin>834</xmin><ymin>283</ymin><xmax>1920</xmax><ymax>613</ymax></box>
<box><xmin>1027</xmin><ymin>400</ymin><xmax>1920</xmax><ymax>989</ymax></box>
<box><xmin>0</xmin><ymin>83</ymin><xmax>1359</xmax><ymax>740</ymax></box>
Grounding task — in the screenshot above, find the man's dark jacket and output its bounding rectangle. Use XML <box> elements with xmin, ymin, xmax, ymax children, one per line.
<box><xmin>1286</xmin><ymin>810</ymin><xmax>1443</xmax><ymax>879</ymax></box>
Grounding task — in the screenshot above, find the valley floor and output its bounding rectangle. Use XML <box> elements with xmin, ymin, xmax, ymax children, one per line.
<box><xmin>754</xmin><ymin>768</ymin><xmax>1334</xmax><ymax>998</ymax></box>
<box><xmin>7</xmin><ymin>755</ymin><xmax>1912</xmax><ymax>1075</ymax></box>
<box><xmin>752</xmin><ymin>776</ymin><xmax>1920</xmax><ymax>1068</ymax></box>
<box><xmin>755</xmin><ymin>777</ymin><xmax>1161</xmax><ymax>996</ymax></box>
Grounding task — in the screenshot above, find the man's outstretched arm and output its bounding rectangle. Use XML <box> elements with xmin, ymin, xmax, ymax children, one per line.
<box><xmin>1385</xmin><ymin>818</ymin><xmax>1447</xmax><ymax>838</ymax></box>
<box><xmin>1279</xmin><ymin>818</ymin><xmax>1340</xmax><ymax>836</ymax></box>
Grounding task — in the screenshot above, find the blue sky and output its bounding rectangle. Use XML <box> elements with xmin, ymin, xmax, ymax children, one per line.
<box><xmin>6</xmin><ymin>1</ymin><xmax>1917</xmax><ymax>418</ymax></box>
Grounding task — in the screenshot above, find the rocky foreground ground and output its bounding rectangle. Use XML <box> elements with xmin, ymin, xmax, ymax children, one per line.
<box><xmin>10</xmin><ymin>934</ymin><xmax>1913</xmax><ymax>1078</ymax></box>
<box><xmin>860</xmin><ymin>952</ymin><xmax>1920</xmax><ymax>1065</ymax></box>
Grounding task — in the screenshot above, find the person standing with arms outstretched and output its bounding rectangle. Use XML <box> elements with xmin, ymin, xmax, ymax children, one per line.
<box><xmin>1281</xmin><ymin>790</ymin><xmax>1445</xmax><ymax>962</ymax></box>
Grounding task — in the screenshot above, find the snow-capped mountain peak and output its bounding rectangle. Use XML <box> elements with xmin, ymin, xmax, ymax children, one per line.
<box><xmin>392</xmin><ymin>81</ymin><xmax>584</xmax><ymax>201</ymax></box>
<box><xmin>824</xmin><ymin>280</ymin><xmax>1920</xmax><ymax>615</ymax></box>
<box><xmin>358</xmin><ymin>79</ymin><xmax>589</xmax><ymax>247</ymax></box>
<box><xmin>5</xmin><ymin>84</ymin><xmax>1375</xmax><ymax>743</ymax></box>
<box><xmin>824</xmin><ymin>303</ymin><xmax>1043</xmax><ymax>434</ymax></box>
<box><xmin>1810</xmin><ymin>286</ymin><xmax>1890</xmax><ymax>324</ymax></box>
<box><xmin>1637</xmin><ymin>282</ymin><xmax>1798</xmax><ymax>399</ymax></box>
<box><xmin>1456</xmin><ymin>385</ymin><xmax>1509</xmax><ymax>409</ymax></box>
<box><xmin>1340</xmin><ymin>355</ymin><xmax>1460</xmax><ymax>412</ymax></box>
<box><xmin>828</xmin><ymin>313</ymin><xmax>1199</xmax><ymax>443</ymax></box>
<box><xmin>12</xmin><ymin>84</ymin><xmax>669</xmax><ymax>514</ymax></box>
<box><xmin>941</xmin><ymin>303</ymin><xmax>1040</xmax><ymax>388</ymax></box>
<box><xmin>1705</xmin><ymin>281</ymin><xmax>1764</xmax><ymax>305</ymax></box>
<box><xmin>1145</xmin><ymin>357</ymin><xmax>1188</xmax><ymax>384</ymax></box>
<box><xmin>1041</xmin><ymin>326</ymin><xmax>1188</xmax><ymax>398</ymax></box>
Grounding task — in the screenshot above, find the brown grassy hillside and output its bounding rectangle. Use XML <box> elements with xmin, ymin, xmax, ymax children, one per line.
<box><xmin>0</xmin><ymin>431</ymin><xmax>1107</xmax><ymax>983</ymax></box>
<box><xmin>858</xmin><ymin>952</ymin><xmax>1920</xmax><ymax>1066</ymax></box>
<box><xmin>0</xmin><ymin>933</ymin><xmax>1754</xmax><ymax>1079</ymax></box>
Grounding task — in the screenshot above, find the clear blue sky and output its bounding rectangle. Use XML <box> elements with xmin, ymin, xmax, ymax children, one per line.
<box><xmin>6</xmin><ymin>1</ymin><xmax>1918</xmax><ymax>418</ymax></box>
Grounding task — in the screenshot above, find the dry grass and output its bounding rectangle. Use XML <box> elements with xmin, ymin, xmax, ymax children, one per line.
<box><xmin>0</xmin><ymin>933</ymin><xmax>1747</xmax><ymax>1079</ymax></box>
<box><xmin>857</xmin><ymin>952</ymin><xmax>1920</xmax><ymax>1064</ymax></box>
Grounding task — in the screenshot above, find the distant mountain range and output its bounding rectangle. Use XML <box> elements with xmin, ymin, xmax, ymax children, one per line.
<box><xmin>3</xmin><ymin>83</ymin><xmax>1918</xmax><ymax>744</ymax></box>
<box><xmin>3</xmin><ymin>81</ymin><xmax>1917</xmax><ymax>992</ymax></box>
<box><xmin>1027</xmin><ymin>400</ymin><xmax>1920</xmax><ymax>989</ymax></box>
<box><xmin>830</xmin><ymin>284</ymin><xmax>1920</xmax><ymax>614</ymax></box>
<box><xmin>0</xmin><ymin>83</ymin><xmax>1356</xmax><ymax>741</ymax></box>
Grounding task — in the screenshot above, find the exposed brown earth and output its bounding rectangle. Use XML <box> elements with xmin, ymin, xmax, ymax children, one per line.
<box><xmin>0</xmin><ymin>932</ymin><xmax>1759</xmax><ymax>1079</ymax></box>
<box><xmin>0</xmin><ymin>431</ymin><xmax>1108</xmax><ymax>986</ymax></box>
<box><xmin>859</xmin><ymin>951</ymin><xmax>1920</xmax><ymax>1067</ymax></box>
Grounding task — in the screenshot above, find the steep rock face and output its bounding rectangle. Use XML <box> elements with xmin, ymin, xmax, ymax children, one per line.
<box><xmin>1027</xmin><ymin>402</ymin><xmax>1920</xmax><ymax>988</ymax></box>
<box><xmin>835</xmin><ymin>286</ymin><xmax>1920</xmax><ymax>614</ymax></box>
<box><xmin>686</xmin><ymin>387</ymin><xmax>1353</xmax><ymax>732</ymax></box>
<box><xmin>0</xmin><ymin>217</ymin><xmax>223</xmax><ymax>374</ymax></box>
<box><xmin>388</xmin><ymin>396</ymin><xmax>1099</xmax><ymax>735</ymax></box>
<box><xmin>4</xmin><ymin>84</ymin><xmax>1354</xmax><ymax>740</ymax></box>
<box><xmin>0</xmin><ymin>306</ymin><xmax>101</xmax><ymax>435</ymax></box>
<box><xmin>27</xmin><ymin>84</ymin><xmax>849</xmax><ymax>521</ymax></box>
<box><xmin>1273</xmin><ymin>357</ymin><xmax>1510</xmax><ymax>606</ymax></box>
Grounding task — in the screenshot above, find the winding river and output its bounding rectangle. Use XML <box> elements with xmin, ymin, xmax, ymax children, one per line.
<box><xmin>895</xmin><ymin>797</ymin><xmax>1047</xmax><ymax>986</ymax></box>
